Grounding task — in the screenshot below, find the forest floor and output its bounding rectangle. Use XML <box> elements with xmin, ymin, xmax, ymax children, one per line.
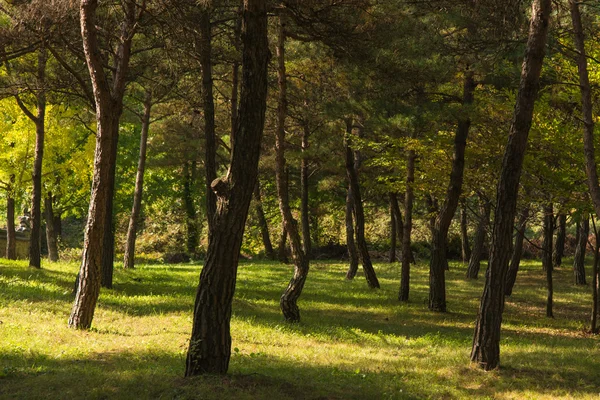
<box><xmin>0</xmin><ymin>257</ymin><xmax>598</xmax><ymax>399</ymax></box>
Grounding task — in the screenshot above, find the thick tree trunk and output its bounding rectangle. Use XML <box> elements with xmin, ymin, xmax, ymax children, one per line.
<box><xmin>44</xmin><ymin>194</ymin><xmax>59</xmax><ymax>262</ymax></box>
<box><xmin>389</xmin><ymin>194</ymin><xmax>397</xmax><ymax>263</ymax></box>
<box><xmin>185</xmin><ymin>0</ymin><xmax>269</xmax><ymax>375</ymax></box>
<box><xmin>553</xmin><ymin>213</ymin><xmax>566</xmax><ymax>268</ymax></box>
<box><xmin>275</xmin><ymin>19</ymin><xmax>310</xmax><ymax>322</ymax></box>
<box><xmin>301</xmin><ymin>121</ymin><xmax>311</xmax><ymax>259</ymax></box>
<box><xmin>253</xmin><ymin>183</ymin><xmax>274</xmax><ymax>259</ymax></box>
<box><xmin>471</xmin><ymin>0</ymin><xmax>551</xmax><ymax>370</ymax></box>
<box><xmin>345</xmin><ymin>119</ymin><xmax>379</xmax><ymax>289</ymax></box>
<box><xmin>429</xmin><ymin>70</ymin><xmax>475</xmax><ymax>312</ymax></box>
<box><xmin>573</xmin><ymin>217</ymin><xmax>588</xmax><ymax>285</ymax></box>
<box><xmin>399</xmin><ymin>148</ymin><xmax>415</xmax><ymax>301</ymax></box>
<box><xmin>460</xmin><ymin>198</ymin><xmax>471</xmax><ymax>263</ymax></box>
<box><xmin>543</xmin><ymin>204</ymin><xmax>554</xmax><ymax>318</ymax></box>
<box><xmin>466</xmin><ymin>197</ymin><xmax>491</xmax><ymax>279</ymax></box>
<box><xmin>123</xmin><ymin>93</ymin><xmax>152</xmax><ymax>269</ymax></box>
<box><xmin>100</xmin><ymin>116</ymin><xmax>119</xmax><ymax>289</ymax></box>
<box><xmin>198</xmin><ymin>7</ymin><xmax>217</xmax><ymax>230</ymax></box>
<box><xmin>345</xmin><ymin>184</ymin><xmax>359</xmax><ymax>279</ymax></box>
<box><xmin>505</xmin><ymin>207</ymin><xmax>529</xmax><ymax>296</ymax></box>
<box><xmin>183</xmin><ymin>161</ymin><xmax>198</xmax><ymax>255</ymax></box>
<box><xmin>70</xmin><ymin>0</ymin><xmax>136</xmax><ymax>329</ymax></box>
<box><xmin>6</xmin><ymin>191</ymin><xmax>16</xmax><ymax>260</ymax></box>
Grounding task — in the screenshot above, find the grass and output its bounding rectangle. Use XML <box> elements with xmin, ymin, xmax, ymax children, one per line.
<box><xmin>0</xmin><ymin>256</ymin><xmax>599</xmax><ymax>399</ymax></box>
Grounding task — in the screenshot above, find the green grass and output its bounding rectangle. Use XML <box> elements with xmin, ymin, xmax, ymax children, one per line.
<box><xmin>0</xmin><ymin>257</ymin><xmax>599</xmax><ymax>399</ymax></box>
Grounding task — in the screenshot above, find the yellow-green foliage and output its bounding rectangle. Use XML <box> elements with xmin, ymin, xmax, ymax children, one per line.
<box><xmin>0</xmin><ymin>258</ymin><xmax>599</xmax><ymax>399</ymax></box>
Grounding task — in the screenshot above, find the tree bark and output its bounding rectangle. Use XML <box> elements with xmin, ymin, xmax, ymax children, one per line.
<box><xmin>70</xmin><ymin>0</ymin><xmax>137</xmax><ymax>329</ymax></box>
<box><xmin>253</xmin><ymin>182</ymin><xmax>274</xmax><ymax>259</ymax></box>
<box><xmin>44</xmin><ymin>194</ymin><xmax>59</xmax><ymax>262</ymax></box>
<box><xmin>466</xmin><ymin>196</ymin><xmax>490</xmax><ymax>279</ymax></box>
<box><xmin>389</xmin><ymin>194</ymin><xmax>397</xmax><ymax>263</ymax></box>
<box><xmin>124</xmin><ymin>92</ymin><xmax>152</xmax><ymax>269</ymax></box>
<box><xmin>505</xmin><ymin>207</ymin><xmax>529</xmax><ymax>296</ymax></box>
<box><xmin>399</xmin><ymin>147</ymin><xmax>416</xmax><ymax>302</ymax></box>
<box><xmin>553</xmin><ymin>213</ymin><xmax>566</xmax><ymax>268</ymax></box>
<box><xmin>543</xmin><ymin>204</ymin><xmax>554</xmax><ymax>318</ymax></box>
<box><xmin>573</xmin><ymin>216</ymin><xmax>588</xmax><ymax>285</ymax></box>
<box><xmin>429</xmin><ymin>70</ymin><xmax>475</xmax><ymax>312</ymax></box>
<box><xmin>183</xmin><ymin>161</ymin><xmax>198</xmax><ymax>255</ymax></box>
<box><xmin>591</xmin><ymin>221</ymin><xmax>599</xmax><ymax>334</ymax></box>
<box><xmin>345</xmin><ymin>119</ymin><xmax>379</xmax><ymax>289</ymax></box>
<box><xmin>277</xmin><ymin>222</ymin><xmax>288</xmax><ymax>264</ymax></box>
<box><xmin>185</xmin><ymin>0</ymin><xmax>269</xmax><ymax>375</ymax></box>
<box><xmin>100</xmin><ymin>117</ymin><xmax>119</xmax><ymax>289</ymax></box>
<box><xmin>345</xmin><ymin>184</ymin><xmax>359</xmax><ymax>279</ymax></box>
<box><xmin>460</xmin><ymin>198</ymin><xmax>471</xmax><ymax>263</ymax></box>
<box><xmin>471</xmin><ymin>0</ymin><xmax>551</xmax><ymax>370</ymax></box>
<box><xmin>300</xmin><ymin>121</ymin><xmax>311</xmax><ymax>258</ymax></box>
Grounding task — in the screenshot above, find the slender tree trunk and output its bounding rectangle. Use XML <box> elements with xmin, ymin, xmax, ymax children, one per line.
<box><xmin>183</xmin><ymin>161</ymin><xmax>198</xmax><ymax>255</ymax></box>
<box><xmin>543</xmin><ymin>204</ymin><xmax>554</xmax><ymax>318</ymax></box>
<box><xmin>573</xmin><ymin>216</ymin><xmax>588</xmax><ymax>285</ymax></box>
<box><xmin>399</xmin><ymin>148</ymin><xmax>416</xmax><ymax>301</ymax></box>
<box><xmin>466</xmin><ymin>196</ymin><xmax>491</xmax><ymax>279</ymax></box>
<box><xmin>253</xmin><ymin>182</ymin><xmax>274</xmax><ymax>259</ymax></box>
<box><xmin>345</xmin><ymin>119</ymin><xmax>379</xmax><ymax>289</ymax></box>
<box><xmin>429</xmin><ymin>70</ymin><xmax>475</xmax><ymax>311</ymax></box>
<box><xmin>277</xmin><ymin>222</ymin><xmax>288</xmax><ymax>263</ymax></box>
<box><xmin>44</xmin><ymin>194</ymin><xmax>59</xmax><ymax>262</ymax></box>
<box><xmin>553</xmin><ymin>213</ymin><xmax>566</xmax><ymax>268</ymax></box>
<box><xmin>100</xmin><ymin>115</ymin><xmax>119</xmax><ymax>289</ymax></box>
<box><xmin>471</xmin><ymin>0</ymin><xmax>551</xmax><ymax>370</ymax></box>
<box><xmin>123</xmin><ymin>93</ymin><xmax>152</xmax><ymax>269</ymax></box>
<box><xmin>591</xmin><ymin>222</ymin><xmax>599</xmax><ymax>333</ymax></box>
<box><xmin>389</xmin><ymin>194</ymin><xmax>397</xmax><ymax>263</ymax></box>
<box><xmin>389</xmin><ymin>192</ymin><xmax>407</xmax><ymax>263</ymax></box>
<box><xmin>229</xmin><ymin>0</ymin><xmax>242</xmax><ymax>149</ymax></box>
<box><xmin>6</xmin><ymin>189</ymin><xmax>16</xmax><ymax>260</ymax></box>
<box><xmin>505</xmin><ymin>207</ymin><xmax>529</xmax><ymax>296</ymax></box>
<box><xmin>70</xmin><ymin>0</ymin><xmax>136</xmax><ymax>329</ymax></box>
<box><xmin>274</xmin><ymin>19</ymin><xmax>310</xmax><ymax>322</ymax></box>
<box><xmin>198</xmin><ymin>7</ymin><xmax>217</xmax><ymax>230</ymax></box>
<box><xmin>460</xmin><ymin>199</ymin><xmax>471</xmax><ymax>263</ymax></box>
<box><xmin>345</xmin><ymin>185</ymin><xmax>359</xmax><ymax>279</ymax></box>
<box><xmin>301</xmin><ymin>121</ymin><xmax>311</xmax><ymax>258</ymax></box>
<box><xmin>185</xmin><ymin>0</ymin><xmax>269</xmax><ymax>375</ymax></box>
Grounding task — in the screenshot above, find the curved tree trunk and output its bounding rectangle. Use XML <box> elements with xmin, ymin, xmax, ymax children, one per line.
<box><xmin>543</xmin><ymin>204</ymin><xmax>554</xmax><ymax>318</ymax></box>
<box><xmin>44</xmin><ymin>194</ymin><xmax>59</xmax><ymax>262</ymax></box>
<box><xmin>573</xmin><ymin>216</ymin><xmax>588</xmax><ymax>285</ymax></box>
<box><xmin>466</xmin><ymin>196</ymin><xmax>491</xmax><ymax>279</ymax></box>
<box><xmin>399</xmin><ymin>148</ymin><xmax>416</xmax><ymax>302</ymax></box>
<box><xmin>345</xmin><ymin>185</ymin><xmax>359</xmax><ymax>279</ymax></box>
<box><xmin>429</xmin><ymin>70</ymin><xmax>475</xmax><ymax>312</ymax></box>
<box><xmin>471</xmin><ymin>0</ymin><xmax>551</xmax><ymax>370</ymax></box>
<box><xmin>345</xmin><ymin>119</ymin><xmax>379</xmax><ymax>289</ymax></box>
<box><xmin>460</xmin><ymin>198</ymin><xmax>471</xmax><ymax>263</ymax></box>
<box><xmin>274</xmin><ymin>18</ymin><xmax>310</xmax><ymax>322</ymax></box>
<box><xmin>505</xmin><ymin>207</ymin><xmax>529</xmax><ymax>296</ymax></box>
<box><xmin>553</xmin><ymin>213</ymin><xmax>566</xmax><ymax>268</ymax></box>
<box><xmin>184</xmin><ymin>0</ymin><xmax>269</xmax><ymax>375</ymax></box>
<box><xmin>124</xmin><ymin>92</ymin><xmax>152</xmax><ymax>269</ymax></box>
<box><xmin>253</xmin><ymin>182</ymin><xmax>274</xmax><ymax>259</ymax></box>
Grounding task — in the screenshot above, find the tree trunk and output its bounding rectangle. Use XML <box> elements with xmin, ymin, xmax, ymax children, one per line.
<box><xmin>505</xmin><ymin>207</ymin><xmax>529</xmax><ymax>296</ymax></box>
<box><xmin>573</xmin><ymin>216</ymin><xmax>588</xmax><ymax>285</ymax></box>
<box><xmin>6</xmin><ymin>190</ymin><xmax>16</xmax><ymax>260</ymax></box>
<box><xmin>277</xmin><ymin>222</ymin><xmax>288</xmax><ymax>264</ymax></box>
<box><xmin>185</xmin><ymin>0</ymin><xmax>269</xmax><ymax>375</ymax></box>
<box><xmin>100</xmin><ymin>116</ymin><xmax>119</xmax><ymax>289</ymax></box>
<box><xmin>591</xmin><ymin>222</ymin><xmax>599</xmax><ymax>334</ymax></box>
<box><xmin>301</xmin><ymin>121</ymin><xmax>311</xmax><ymax>259</ymax></box>
<box><xmin>399</xmin><ymin>147</ymin><xmax>416</xmax><ymax>302</ymax></box>
<box><xmin>390</xmin><ymin>192</ymin><xmax>408</xmax><ymax>263</ymax></box>
<box><xmin>429</xmin><ymin>70</ymin><xmax>475</xmax><ymax>312</ymax></box>
<box><xmin>543</xmin><ymin>204</ymin><xmax>554</xmax><ymax>318</ymax></box>
<box><xmin>44</xmin><ymin>194</ymin><xmax>59</xmax><ymax>262</ymax></box>
<box><xmin>198</xmin><ymin>6</ymin><xmax>217</xmax><ymax>230</ymax></box>
<box><xmin>253</xmin><ymin>182</ymin><xmax>274</xmax><ymax>259</ymax></box>
<box><xmin>123</xmin><ymin>92</ymin><xmax>152</xmax><ymax>269</ymax></box>
<box><xmin>345</xmin><ymin>119</ymin><xmax>379</xmax><ymax>289</ymax></box>
<box><xmin>471</xmin><ymin>0</ymin><xmax>551</xmax><ymax>370</ymax></box>
<box><xmin>183</xmin><ymin>161</ymin><xmax>198</xmax><ymax>255</ymax></box>
<box><xmin>345</xmin><ymin>184</ymin><xmax>359</xmax><ymax>279</ymax></box>
<box><xmin>460</xmin><ymin>199</ymin><xmax>471</xmax><ymax>263</ymax></box>
<box><xmin>70</xmin><ymin>0</ymin><xmax>136</xmax><ymax>329</ymax></box>
<box><xmin>274</xmin><ymin>19</ymin><xmax>310</xmax><ymax>322</ymax></box>
<box><xmin>553</xmin><ymin>213</ymin><xmax>566</xmax><ymax>268</ymax></box>
<box><xmin>466</xmin><ymin>196</ymin><xmax>491</xmax><ymax>279</ymax></box>
<box><xmin>389</xmin><ymin>194</ymin><xmax>397</xmax><ymax>263</ymax></box>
